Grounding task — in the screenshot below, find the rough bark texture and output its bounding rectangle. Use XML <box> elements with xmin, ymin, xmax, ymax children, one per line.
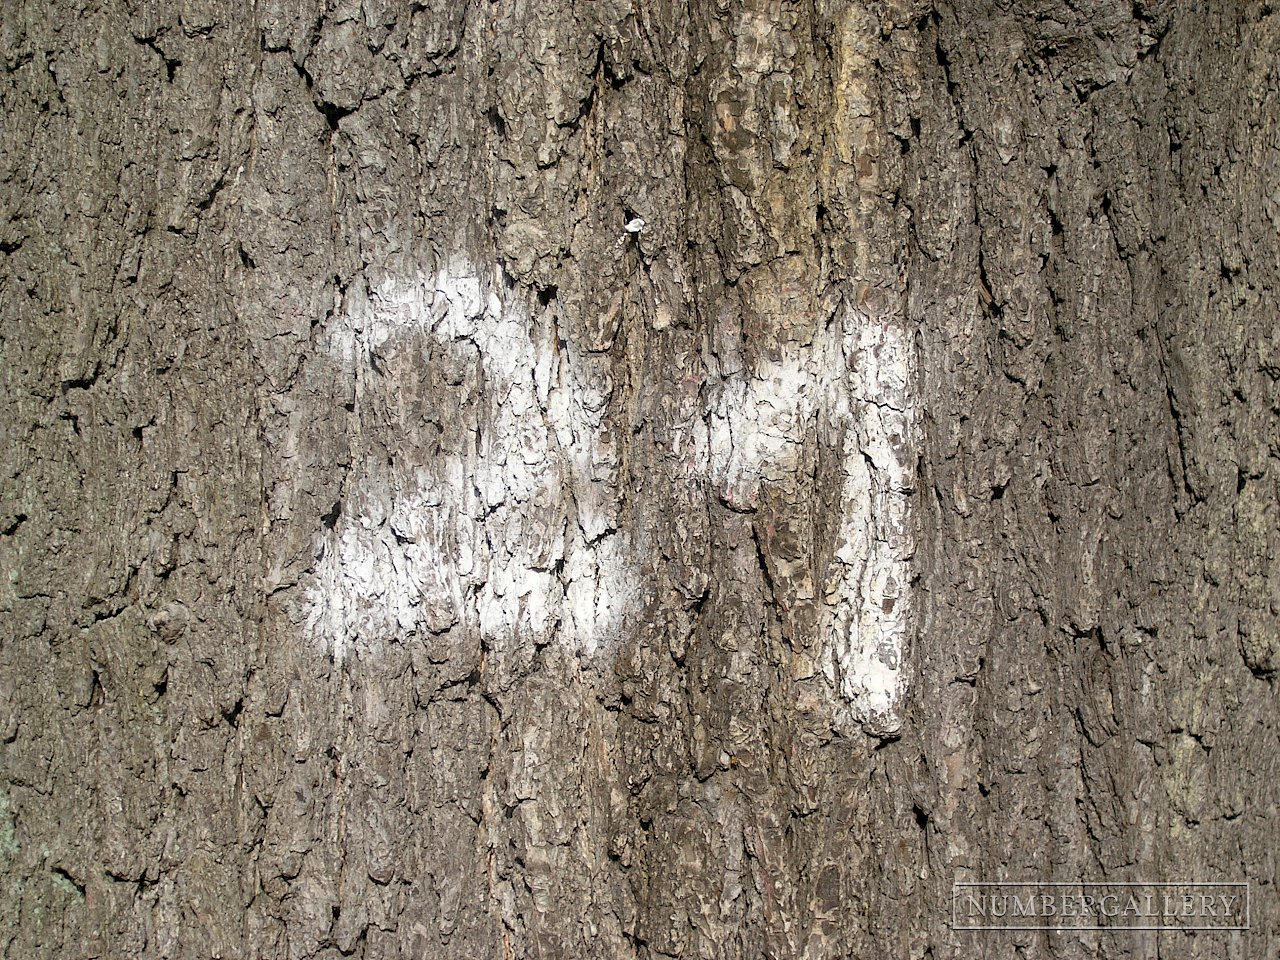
<box><xmin>1</xmin><ymin>0</ymin><xmax>1277</xmax><ymax>957</ymax></box>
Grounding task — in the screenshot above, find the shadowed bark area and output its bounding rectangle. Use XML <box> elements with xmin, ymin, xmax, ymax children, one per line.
<box><xmin>0</xmin><ymin>1</ymin><xmax>1276</xmax><ymax>958</ymax></box>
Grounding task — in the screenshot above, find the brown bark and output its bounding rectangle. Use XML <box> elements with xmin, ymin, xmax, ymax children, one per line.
<box><xmin>1</xmin><ymin>1</ymin><xmax>1276</xmax><ymax>957</ymax></box>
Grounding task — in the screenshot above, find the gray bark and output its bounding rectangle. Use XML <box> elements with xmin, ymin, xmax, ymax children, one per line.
<box><xmin>1</xmin><ymin>0</ymin><xmax>1277</xmax><ymax>957</ymax></box>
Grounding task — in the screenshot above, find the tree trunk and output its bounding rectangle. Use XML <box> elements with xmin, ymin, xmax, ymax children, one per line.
<box><xmin>1</xmin><ymin>0</ymin><xmax>1276</xmax><ymax>957</ymax></box>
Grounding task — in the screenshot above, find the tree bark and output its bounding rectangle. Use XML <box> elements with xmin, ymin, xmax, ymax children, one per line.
<box><xmin>1</xmin><ymin>0</ymin><xmax>1276</xmax><ymax>957</ymax></box>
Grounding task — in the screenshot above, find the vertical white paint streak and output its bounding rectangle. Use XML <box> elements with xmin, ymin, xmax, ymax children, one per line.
<box><xmin>823</xmin><ymin>317</ymin><xmax>916</xmax><ymax>736</ymax></box>
<box><xmin>707</xmin><ymin>311</ymin><xmax>915</xmax><ymax>734</ymax></box>
<box><xmin>306</xmin><ymin>260</ymin><xmax>637</xmax><ymax>664</ymax></box>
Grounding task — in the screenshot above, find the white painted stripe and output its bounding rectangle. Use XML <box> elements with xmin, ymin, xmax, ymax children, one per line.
<box><xmin>305</xmin><ymin>264</ymin><xmax>915</xmax><ymax>734</ymax></box>
<box><xmin>306</xmin><ymin>263</ymin><xmax>637</xmax><ymax>664</ymax></box>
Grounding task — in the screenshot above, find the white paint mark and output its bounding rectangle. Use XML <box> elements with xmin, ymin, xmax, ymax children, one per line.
<box><xmin>306</xmin><ymin>260</ymin><xmax>916</xmax><ymax>735</ymax></box>
<box><xmin>823</xmin><ymin>317</ymin><xmax>916</xmax><ymax>736</ymax></box>
<box><xmin>307</xmin><ymin>260</ymin><xmax>637</xmax><ymax>664</ymax></box>
<box><xmin>706</xmin><ymin>310</ymin><xmax>916</xmax><ymax>735</ymax></box>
